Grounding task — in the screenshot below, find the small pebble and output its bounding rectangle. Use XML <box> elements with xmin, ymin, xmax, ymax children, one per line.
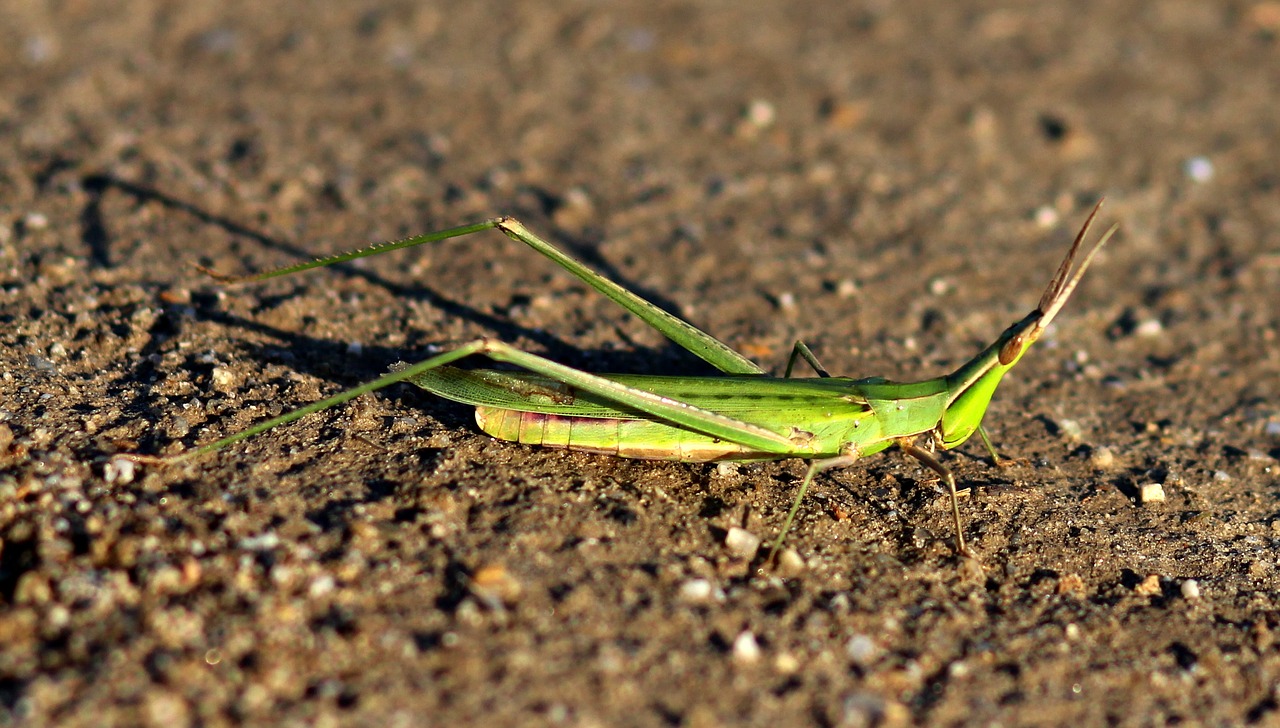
<box><xmin>1140</xmin><ymin>482</ymin><xmax>1166</xmax><ymax>504</ymax></box>
<box><xmin>1184</xmin><ymin>156</ymin><xmax>1214</xmax><ymax>183</ymax></box>
<box><xmin>1134</xmin><ymin>574</ymin><xmax>1162</xmax><ymax>596</ymax></box>
<box><xmin>774</xmin><ymin>547</ymin><xmax>806</xmax><ymax>577</ymax></box>
<box><xmin>1090</xmin><ymin>446</ymin><xmax>1117</xmax><ymax>470</ymax></box>
<box><xmin>1134</xmin><ymin>318</ymin><xmax>1164</xmax><ymax>338</ymax></box>
<box><xmin>774</xmin><ymin>652</ymin><xmax>801</xmax><ymax>674</ymax></box>
<box><xmin>725</xmin><ymin>527</ymin><xmax>761</xmax><ymax>559</ymax></box>
<box><xmin>1180</xmin><ymin>579</ymin><xmax>1201</xmax><ymax>600</ymax></box>
<box><xmin>744</xmin><ymin>99</ymin><xmax>776</xmax><ymax>128</ymax></box>
<box><xmin>470</xmin><ymin>563</ymin><xmax>522</xmax><ymax>607</ymax></box>
<box><xmin>309</xmin><ymin>575</ymin><xmax>336</xmax><ymax>598</ymax></box>
<box><xmin>677</xmin><ymin>578</ymin><xmax>718</xmax><ymax>604</ymax></box>
<box><xmin>845</xmin><ymin>634</ymin><xmax>879</xmax><ymax>666</ymax></box>
<box><xmin>1265</xmin><ymin>420</ymin><xmax>1280</xmax><ymax>438</ymax></box>
<box><xmin>210</xmin><ymin>366</ymin><xmax>238</xmax><ymax>392</ymax></box>
<box><xmin>1058</xmin><ymin>418</ymin><xmax>1084</xmax><ymax>442</ymax></box>
<box><xmin>732</xmin><ymin>631</ymin><xmax>762</xmax><ymax>663</ymax></box>
<box><xmin>105</xmin><ymin>456</ymin><xmax>137</xmax><ymax>486</ymax></box>
<box><xmin>715</xmin><ymin>462</ymin><xmax>741</xmax><ymax>476</ymax></box>
<box><xmin>1034</xmin><ymin>205</ymin><xmax>1060</xmax><ymax>228</ymax></box>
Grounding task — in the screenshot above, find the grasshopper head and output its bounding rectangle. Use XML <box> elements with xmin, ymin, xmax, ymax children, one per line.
<box><xmin>939</xmin><ymin>202</ymin><xmax>1117</xmax><ymax>449</ymax></box>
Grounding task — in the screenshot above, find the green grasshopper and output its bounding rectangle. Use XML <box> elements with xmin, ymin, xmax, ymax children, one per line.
<box><xmin>150</xmin><ymin>202</ymin><xmax>1116</xmax><ymax>559</ymax></box>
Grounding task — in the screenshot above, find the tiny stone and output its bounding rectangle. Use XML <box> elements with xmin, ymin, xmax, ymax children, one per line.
<box><xmin>1090</xmin><ymin>446</ymin><xmax>1117</xmax><ymax>470</ymax></box>
<box><xmin>1140</xmin><ymin>482</ymin><xmax>1166</xmax><ymax>504</ymax></box>
<box><xmin>715</xmin><ymin>462</ymin><xmax>741</xmax><ymax>476</ymax></box>
<box><xmin>1134</xmin><ymin>574</ymin><xmax>1162</xmax><ymax>596</ymax></box>
<box><xmin>835</xmin><ymin>279</ymin><xmax>859</xmax><ymax>298</ymax></box>
<box><xmin>1064</xmin><ymin>623</ymin><xmax>1082</xmax><ymax>641</ymax></box>
<box><xmin>774</xmin><ymin>547</ymin><xmax>806</xmax><ymax>577</ymax></box>
<box><xmin>677</xmin><ymin>578</ymin><xmax>717</xmax><ymax>603</ymax></box>
<box><xmin>309</xmin><ymin>575</ymin><xmax>336</xmax><ymax>598</ymax></box>
<box><xmin>1213</xmin><ymin>470</ymin><xmax>1232</xmax><ymax>482</ymax></box>
<box><xmin>744</xmin><ymin>99</ymin><xmax>776</xmax><ymax>128</ymax></box>
<box><xmin>1134</xmin><ymin>318</ymin><xmax>1164</xmax><ymax>338</ymax></box>
<box><xmin>732</xmin><ymin>630</ymin><xmax>762</xmax><ymax>663</ymax></box>
<box><xmin>1180</xmin><ymin>579</ymin><xmax>1201</xmax><ymax>600</ymax></box>
<box><xmin>774</xmin><ymin>652</ymin><xmax>801</xmax><ymax>674</ymax></box>
<box><xmin>1184</xmin><ymin>156</ymin><xmax>1214</xmax><ymax>183</ymax></box>
<box><xmin>105</xmin><ymin>456</ymin><xmax>137</xmax><ymax>486</ymax></box>
<box><xmin>210</xmin><ymin>366</ymin><xmax>238</xmax><ymax>392</ymax></box>
<box><xmin>928</xmin><ymin>277</ymin><xmax>951</xmax><ymax>296</ymax></box>
<box><xmin>724</xmin><ymin>527</ymin><xmax>761</xmax><ymax>559</ymax></box>
<box><xmin>1056</xmin><ymin>572</ymin><xmax>1086</xmax><ymax>596</ymax></box>
<box><xmin>1058</xmin><ymin>418</ymin><xmax>1084</xmax><ymax>442</ymax></box>
<box><xmin>1034</xmin><ymin>205</ymin><xmax>1060</xmax><ymax>228</ymax></box>
<box><xmin>845</xmin><ymin>634</ymin><xmax>879</xmax><ymax>666</ymax></box>
<box><xmin>1265</xmin><ymin>420</ymin><xmax>1280</xmax><ymax>438</ymax></box>
<box><xmin>777</xmin><ymin>292</ymin><xmax>797</xmax><ymax>312</ymax></box>
<box><xmin>470</xmin><ymin>563</ymin><xmax>522</xmax><ymax>607</ymax></box>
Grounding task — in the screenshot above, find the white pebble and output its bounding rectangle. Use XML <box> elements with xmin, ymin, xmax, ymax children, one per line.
<box><xmin>1090</xmin><ymin>446</ymin><xmax>1117</xmax><ymax>470</ymax></box>
<box><xmin>1058</xmin><ymin>418</ymin><xmax>1083</xmax><ymax>442</ymax></box>
<box><xmin>1265</xmin><ymin>420</ymin><xmax>1280</xmax><ymax>438</ymax></box>
<box><xmin>1134</xmin><ymin>318</ymin><xmax>1164</xmax><ymax>338</ymax></box>
<box><xmin>845</xmin><ymin>634</ymin><xmax>879</xmax><ymax>665</ymax></box>
<box><xmin>211</xmin><ymin>366</ymin><xmax>238</xmax><ymax>391</ymax></box>
<box><xmin>23</xmin><ymin>212</ymin><xmax>49</xmax><ymax>230</ymax></box>
<box><xmin>774</xmin><ymin>547</ymin><xmax>806</xmax><ymax>577</ymax></box>
<box><xmin>1140</xmin><ymin>482</ymin><xmax>1166</xmax><ymax>504</ymax></box>
<box><xmin>715</xmin><ymin>462</ymin><xmax>741</xmax><ymax>476</ymax></box>
<box><xmin>677</xmin><ymin>578</ymin><xmax>718</xmax><ymax>603</ymax></box>
<box><xmin>104</xmin><ymin>456</ymin><xmax>136</xmax><ymax>485</ymax></box>
<box><xmin>732</xmin><ymin>631</ymin><xmax>762</xmax><ymax>663</ymax></box>
<box><xmin>744</xmin><ymin>99</ymin><xmax>776</xmax><ymax>128</ymax></box>
<box><xmin>309</xmin><ymin>575</ymin><xmax>336</xmax><ymax>598</ymax></box>
<box><xmin>724</xmin><ymin>527</ymin><xmax>761</xmax><ymax>559</ymax></box>
<box><xmin>1034</xmin><ymin>205</ymin><xmax>1060</xmax><ymax>228</ymax></box>
<box><xmin>1180</xmin><ymin>579</ymin><xmax>1201</xmax><ymax>600</ymax></box>
<box><xmin>1184</xmin><ymin>156</ymin><xmax>1214</xmax><ymax>183</ymax></box>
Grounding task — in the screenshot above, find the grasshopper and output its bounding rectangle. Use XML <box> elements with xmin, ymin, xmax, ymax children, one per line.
<box><xmin>146</xmin><ymin>202</ymin><xmax>1116</xmax><ymax>559</ymax></box>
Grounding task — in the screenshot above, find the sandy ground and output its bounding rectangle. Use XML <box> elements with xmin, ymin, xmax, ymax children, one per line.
<box><xmin>3</xmin><ymin>1</ymin><xmax>1280</xmax><ymax>725</ymax></box>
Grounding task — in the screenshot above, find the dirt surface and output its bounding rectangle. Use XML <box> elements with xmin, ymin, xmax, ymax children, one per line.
<box><xmin>3</xmin><ymin>1</ymin><xmax>1280</xmax><ymax>725</ymax></box>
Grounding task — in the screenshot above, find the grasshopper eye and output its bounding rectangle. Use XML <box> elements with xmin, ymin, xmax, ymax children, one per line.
<box><xmin>998</xmin><ymin>333</ymin><xmax>1024</xmax><ymax>366</ymax></box>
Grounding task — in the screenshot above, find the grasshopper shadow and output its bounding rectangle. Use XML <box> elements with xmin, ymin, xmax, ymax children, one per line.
<box><xmin>84</xmin><ymin>174</ymin><xmax>720</xmax><ymax>374</ymax></box>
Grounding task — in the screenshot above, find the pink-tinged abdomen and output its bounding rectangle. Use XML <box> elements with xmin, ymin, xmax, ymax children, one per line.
<box><xmin>475</xmin><ymin>407</ymin><xmax>770</xmax><ymax>462</ymax></box>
